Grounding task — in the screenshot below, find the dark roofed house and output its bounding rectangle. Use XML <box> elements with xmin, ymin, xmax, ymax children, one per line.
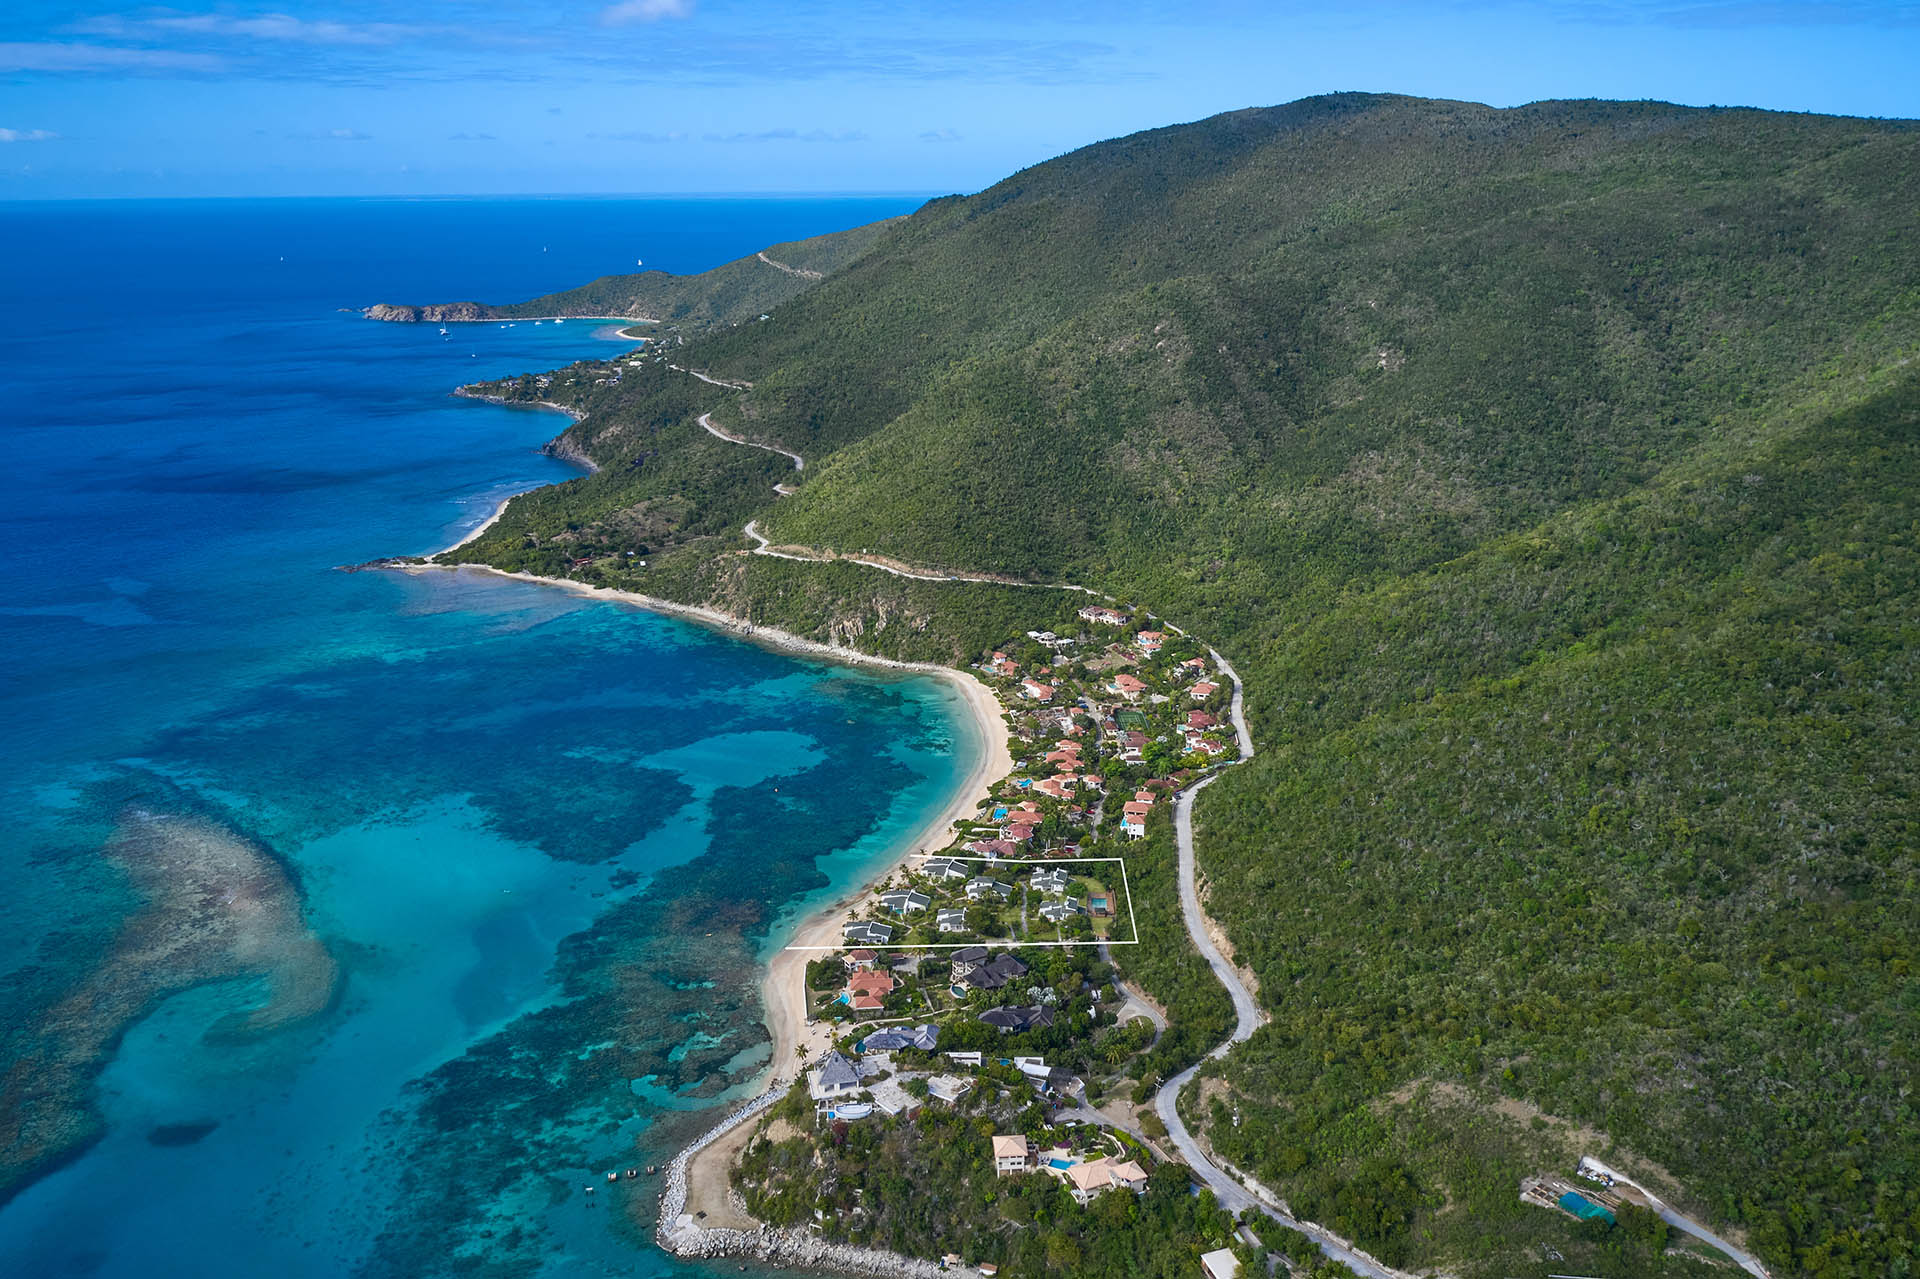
<box><xmin>879</xmin><ymin>888</ymin><xmax>933</xmax><ymax>915</ymax></box>
<box><xmin>989</xmin><ymin>952</ymin><xmax>1029</xmax><ymax>980</ymax></box>
<box><xmin>861</xmin><ymin>1024</ymin><xmax>938</xmax><ymax>1054</ymax></box>
<box><xmin>950</xmin><ymin>945</ymin><xmax>990</xmax><ymax>975</ymax></box>
<box><xmin>922</xmin><ymin>856</ymin><xmax>970</xmax><ymax>881</ymax></box>
<box><xmin>966</xmin><ymin>876</ymin><xmax>1012</xmax><ymax>901</ymax></box>
<box><xmin>1038</xmin><ymin>898</ymin><xmax>1080</xmax><ymax>924</ymax></box>
<box><xmin>843</xmin><ymin>920</ymin><xmax>893</xmax><ymax>946</ymax></box>
<box><xmin>1031</xmin><ymin>868</ymin><xmax>1072</xmax><ymax>895</ymax></box>
<box><xmin>810</xmin><ymin>1050</ymin><xmax>865</xmax><ymax>1099</ymax></box>
<box><xmin>964</xmin><ymin>966</ymin><xmax>1008</xmax><ymax>991</ymax></box>
<box><xmin>980</xmin><ymin>1004</ymin><xmax>1055</xmax><ymax>1034</ymax></box>
<box><xmin>937</xmin><ymin>908</ymin><xmax>967</xmax><ymax>933</ymax></box>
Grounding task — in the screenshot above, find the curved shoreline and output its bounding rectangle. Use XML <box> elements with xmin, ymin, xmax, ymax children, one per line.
<box><xmin>393</xmin><ymin>559</ymin><xmax>1013</xmax><ymax>1060</ymax></box>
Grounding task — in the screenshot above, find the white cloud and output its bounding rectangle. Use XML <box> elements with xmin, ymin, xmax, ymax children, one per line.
<box><xmin>0</xmin><ymin>128</ymin><xmax>60</xmax><ymax>142</ymax></box>
<box><xmin>919</xmin><ymin>128</ymin><xmax>963</xmax><ymax>142</ymax></box>
<box><xmin>601</xmin><ymin>0</ymin><xmax>694</xmax><ymax>27</ymax></box>
<box><xmin>72</xmin><ymin>13</ymin><xmax>416</xmax><ymax>46</ymax></box>
<box><xmin>0</xmin><ymin>41</ymin><xmax>224</xmax><ymax>72</ymax></box>
<box><xmin>287</xmin><ymin>127</ymin><xmax>373</xmax><ymax>140</ymax></box>
<box><xmin>703</xmin><ymin>128</ymin><xmax>867</xmax><ymax>143</ymax></box>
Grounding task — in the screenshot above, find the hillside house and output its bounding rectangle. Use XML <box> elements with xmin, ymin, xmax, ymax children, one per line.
<box><xmin>992</xmin><ymin>1135</ymin><xmax>1035</xmax><ymax>1175</ymax></box>
<box><xmin>980</xmin><ymin>1004</ymin><xmax>1055</xmax><ymax>1034</ymax></box>
<box><xmin>843</xmin><ymin>920</ymin><xmax>893</xmax><ymax>946</ymax></box>
<box><xmin>961</xmin><ymin>953</ymin><xmax>1030</xmax><ymax>991</ymax></box>
<box><xmin>860</xmin><ymin>1023</ymin><xmax>939</xmax><ymax>1053</ymax></box>
<box><xmin>1061</xmin><ymin>1157</ymin><xmax>1150</xmax><ymax>1205</ymax></box>
<box><xmin>809</xmin><ymin>1050</ymin><xmax>867</xmax><ymax>1100</ymax></box>
<box><xmin>878</xmin><ymin>889</ymin><xmax>932</xmax><ymax>915</ymax></box>
<box><xmin>949</xmin><ymin>946</ymin><xmax>990</xmax><ymax>976</ymax></box>
<box><xmin>1031</xmin><ymin>867</ymin><xmax>1072</xmax><ymax>895</ymax></box>
<box><xmin>966</xmin><ymin>876</ymin><xmax>1012</xmax><ymax>902</ymax></box>
<box><xmin>937</xmin><ymin>908</ymin><xmax>967</xmax><ymax>933</ymax></box>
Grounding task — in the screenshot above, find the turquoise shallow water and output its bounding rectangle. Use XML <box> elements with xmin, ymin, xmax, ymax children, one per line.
<box><xmin>0</xmin><ymin>196</ymin><xmax>956</xmax><ymax>1276</ymax></box>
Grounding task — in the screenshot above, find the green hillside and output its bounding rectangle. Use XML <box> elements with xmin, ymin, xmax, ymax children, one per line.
<box><xmin>447</xmin><ymin>94</ymin><xmax>1919</xmax><ymax>1278</ymax></box>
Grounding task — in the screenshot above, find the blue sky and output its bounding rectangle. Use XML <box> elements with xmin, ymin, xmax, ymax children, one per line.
<box><xmin>2</xmin><ymin>0</ymin><xmax>1916</xmax><ymax>198</ymax></box>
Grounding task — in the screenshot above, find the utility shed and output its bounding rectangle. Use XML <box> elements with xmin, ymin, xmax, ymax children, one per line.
<box><xmin>1199</xmin><ymin>1247</ymin><xmax>1239</xmax><ymax>1279</ymax></box>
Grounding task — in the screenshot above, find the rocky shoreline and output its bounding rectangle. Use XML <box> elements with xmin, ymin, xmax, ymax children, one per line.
<box><xmin>654</xmin><ymin>1085</ymin><xmax>948</xmax><ymax>1278</ymax></box>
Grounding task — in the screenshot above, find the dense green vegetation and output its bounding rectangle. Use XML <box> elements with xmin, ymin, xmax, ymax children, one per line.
<box><xmin>454</xmin><ymin>93</ymin><xmax>1919</xmax><ymax>1277</ymax></box>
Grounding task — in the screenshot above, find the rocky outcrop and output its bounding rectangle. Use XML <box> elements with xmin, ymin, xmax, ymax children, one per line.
<box><xmin>654</xmin><ymin>1086</ymin><xmax>947</xmax><ymax>1277</ymax></box>
<box><xmin>662</xmin><ymin>1223</ymin><xmax>947</xmax><ymax>1277</ymax></box>
<box><xmin>543</xmin><ymin>432</ymin><xmax>597</xmax><ymax>469</ymax></box>
<box><xmin>364</xmin><ymin>301</ymin><xmax>500</xmax><ymax>323</ymax></box>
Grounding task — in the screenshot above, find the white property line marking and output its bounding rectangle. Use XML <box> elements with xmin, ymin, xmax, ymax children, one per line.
<box><xmin>785</xmin><ymin>940</ymin><xmax>1132</xmax><ymax>951</ymax></box>
<box><xmin>786</xmin><ymin>856</ymin><xmax>1140</xmax><ymax>950</ymax></box>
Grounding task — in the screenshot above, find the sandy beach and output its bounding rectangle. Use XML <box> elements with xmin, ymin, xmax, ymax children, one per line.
<box><xmin>759</xmin><ymin>664</ymin><xmax>1010</xmax><ymax>1076</ymax></box>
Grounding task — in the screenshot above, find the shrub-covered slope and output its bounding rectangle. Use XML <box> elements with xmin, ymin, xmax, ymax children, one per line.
<box><xmin>455</xmin><ymin>93</ymin><xmax>1919</xmax><ymax>1278</ymax></box>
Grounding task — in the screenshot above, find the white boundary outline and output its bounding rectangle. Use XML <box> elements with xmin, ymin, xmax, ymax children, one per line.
<box><xmin>784</xmin><ymin>854</ymin><xmax>1140</xmax><ymax>950</ymax></box>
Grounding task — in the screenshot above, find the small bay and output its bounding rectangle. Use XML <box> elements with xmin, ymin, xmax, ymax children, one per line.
<box><xmin>0</xmin><ymin>195</ymin><xmax>951</xmax><ymax>1276</ymax></box>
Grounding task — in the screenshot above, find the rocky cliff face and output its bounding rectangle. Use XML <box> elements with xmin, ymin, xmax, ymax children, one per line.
<box><xmin>364</xmin><ymin>301</ymin><xmax>500</xmax><ymax>323</ymax></box>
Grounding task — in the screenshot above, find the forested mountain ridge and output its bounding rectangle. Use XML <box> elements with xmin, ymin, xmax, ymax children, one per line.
<box><xmin>441</xmin><ymin>93</ymin><xmax>1919</xmax><ymax>1278</ymax></box>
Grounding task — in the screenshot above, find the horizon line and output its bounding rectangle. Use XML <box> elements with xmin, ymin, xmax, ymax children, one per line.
<box><xmin>0</xmin><ymin>189</ymin><xmax>949</xmax><ymax>205</ymax></box>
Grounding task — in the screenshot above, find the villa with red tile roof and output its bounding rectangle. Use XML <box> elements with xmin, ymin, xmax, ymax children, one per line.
<box><xmin>1109</xmin><ymin>673</ymin><xmax>1147</xmax><ymax>699</ymax></box>
<box><xmin>1020</xmin><ymin>679</ymin><xmax>1054</xmax><ymax>702</ymax></box>
<box><xmin>1190</xmin><ymin>681</ymin><xmax>1217</xmax><ymax>699</ymax></box>
<box><xmin>1135</xmin><ymin>630</ymin><xmax>1166</xmax><ymax>653</ymax></box>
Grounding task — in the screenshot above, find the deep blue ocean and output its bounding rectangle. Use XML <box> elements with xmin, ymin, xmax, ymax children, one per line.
<box><xmin>0</xmin><ymin>196</ymin><xmax>966</xmax><ymax>1277</ymax></box>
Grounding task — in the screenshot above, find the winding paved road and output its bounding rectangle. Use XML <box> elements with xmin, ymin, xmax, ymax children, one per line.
<box><xmin>1582</xmin><ymin>1159</ymin><xmax>1770</xmax><ymax>1278</ymax></box>
<box><xmin>698</xmin><ymin>412</ymin><xmax>805</xmax><ymax>476</ymax></box>
<box><xmin>1146</xmin><ymin>663</ymin><xmax>1412</xmax><ymax>1279</ymax></box>
<box><xmin>757</xmin><ymin>250</ymin><xmax>825</xmax><ymax>280</ymax></box>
